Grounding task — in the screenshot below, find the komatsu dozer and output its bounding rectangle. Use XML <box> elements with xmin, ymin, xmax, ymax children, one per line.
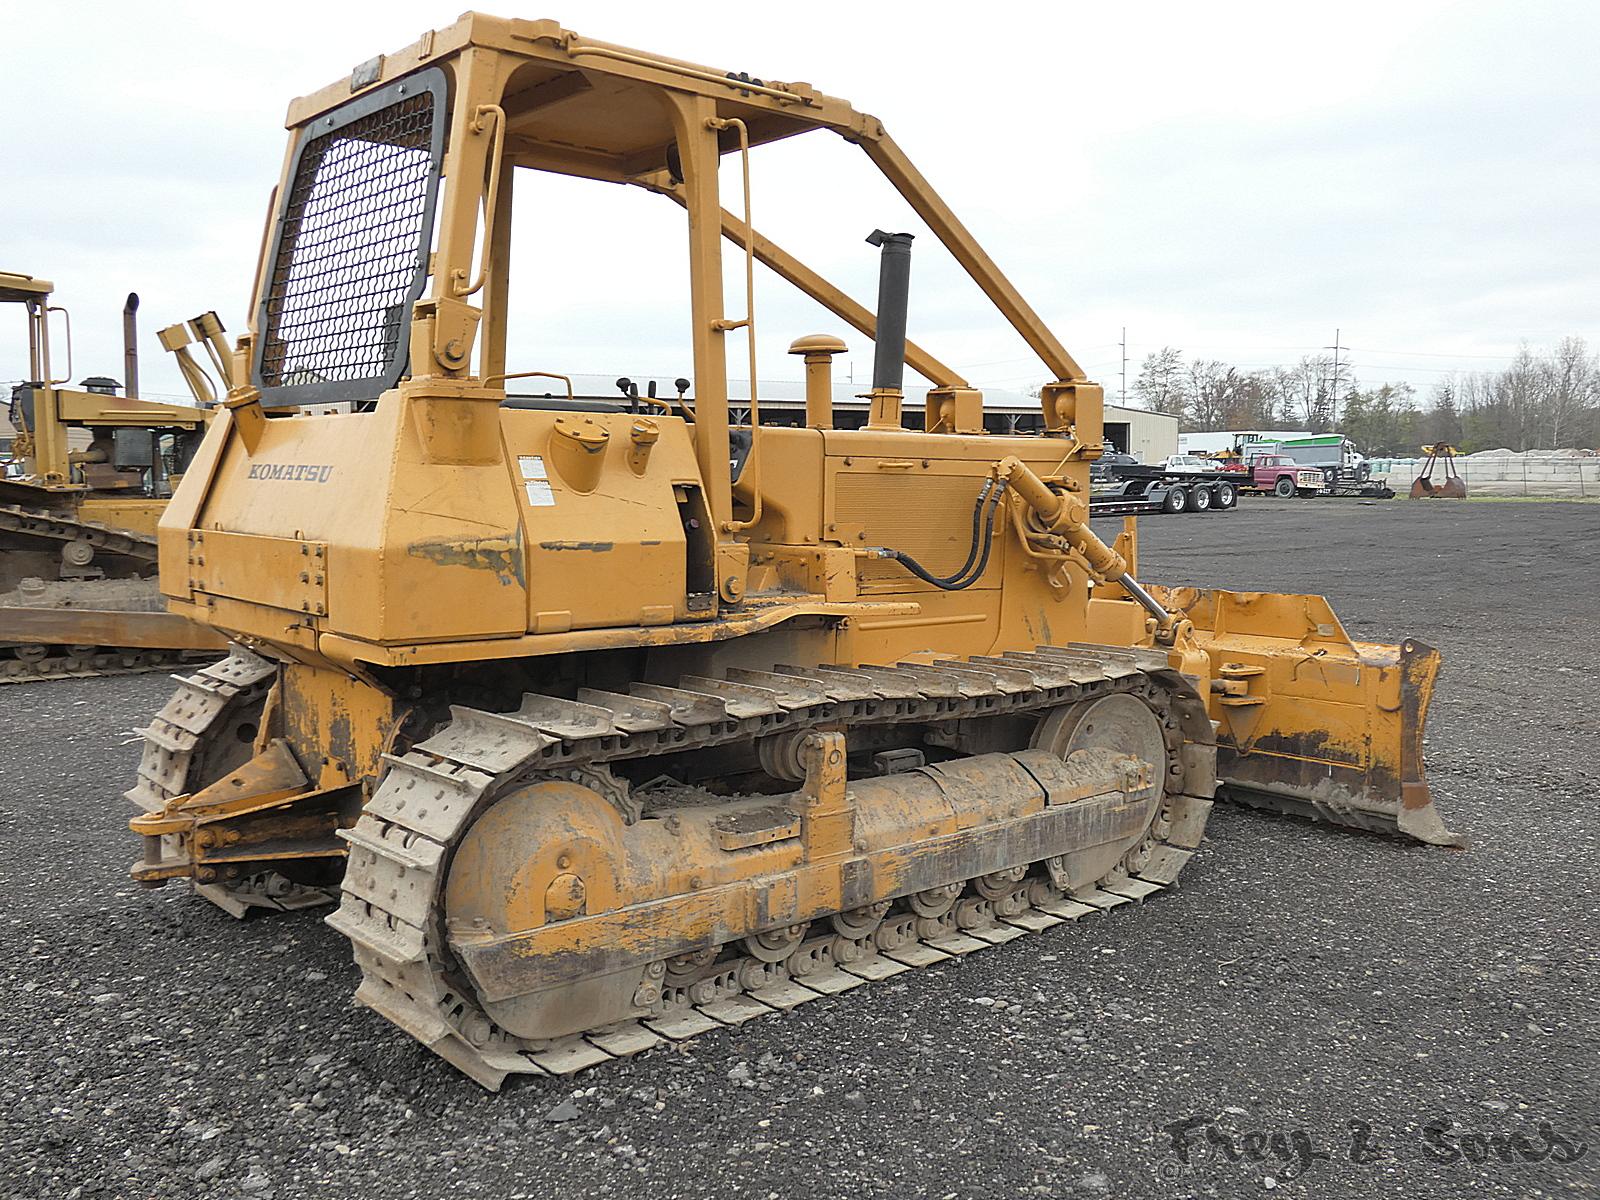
<box><xmin>126</xmin><ymin>15</ymin><xmax>1456</xmax><ymax>1088</ymax></box>
<box><xmin>1</xmin><ymin>273</ymin><xmax>227</xmax><ymax>679</ymax></box>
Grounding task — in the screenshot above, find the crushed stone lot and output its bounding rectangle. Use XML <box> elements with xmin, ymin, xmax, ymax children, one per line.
<box><xmin>2</xmin><ymin>499</ymin><xmax>1596</xmax><ymax>1199</ymax></box>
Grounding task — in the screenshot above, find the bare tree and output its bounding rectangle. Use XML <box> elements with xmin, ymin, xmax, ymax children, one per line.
<box><xmin>1231</xmin><ymin>373</ymin><xmax>1283</xmax><ymax>427</ymax></box>
<box><xmin>1501</xmin><ymin>344</ymin><xmax>1543</xmax><ymax>450</ymax></box>
<box><xmin>1185</xmin><ymin>360</ymin><xmax>1248</xmax><ymax>431</ymax></box>
<box><xmin>1118</xmin><ymin>336</ymin><xmax>1598</xmax><ymax>450</ymax></box>
<box><xmin>1133</xmin><ymin>347</ymin><xmax>1187</xmax><ymax>419</ymax></box>
<box><xmin>1280</xmin><ymin>355</ymin><xmax>1334</xmax><ymax>430</ymax></box>
<box><xmin>1541</xmin><ymin>336</ymin><xmax>1598</xmax><ymax>447</ymax></box>
<box><xmin>1256</xmin><ymin>367</ymin><xmax>1303</xmax><ymax>426</ymax></box>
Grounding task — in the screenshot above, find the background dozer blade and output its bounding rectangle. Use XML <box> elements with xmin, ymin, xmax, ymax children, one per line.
<box><xmin>1152</xmin><ymin>586</ymin><xmax>1459</xmax><ymax>846</ymax></box>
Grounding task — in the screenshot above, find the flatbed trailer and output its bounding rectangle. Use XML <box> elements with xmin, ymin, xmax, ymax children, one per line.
<box><xmin>1089</xmin><ymin>465</ymin><xmax>1240</xmax><ymax>515</ymax></box>
<box><xmin>1316</xmin><ymin>466</ymin><xmax>1396</xmax><ymax>499</ymax></box>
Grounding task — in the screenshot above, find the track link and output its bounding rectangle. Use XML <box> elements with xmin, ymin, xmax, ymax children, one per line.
<box><xmin>326</xmin><ymin>644</ymin><xmax>1215</xmax><ymax>1088</ymax></box>
<box><xmin>0</xmin><ymin>501</ymin><xmax>160</xmax><ymax>566</ymax></box>
<box><xmin>125</xmin><ymin>645</ymin><xmax>334</xmax><ymax>915</ymax></box>
<box><xmin>1</xmin><ymin>645</ymin><xmax>215</xmax><ymax>684</ymax></box>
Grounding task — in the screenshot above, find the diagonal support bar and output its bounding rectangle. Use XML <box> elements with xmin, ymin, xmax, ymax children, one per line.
<box><xmin>650</xmin><ymin>182</ymin><xmax>966</xmax><ymax>389</ymax></box>
<box><xmin>854</xmin><ymin>127</ymin><xmax>1085</xmax><ymax>386</ymax></box>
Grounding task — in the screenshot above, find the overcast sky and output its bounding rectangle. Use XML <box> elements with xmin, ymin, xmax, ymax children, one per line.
<box><xmin>6</xmin><ymin>1</ymin><xmax>1598</xmax><ymax>405</ymax></box>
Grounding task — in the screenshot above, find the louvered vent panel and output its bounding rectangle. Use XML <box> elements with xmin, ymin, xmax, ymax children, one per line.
<box><xmin>833</xmin><ymin>472</ymin><xmax>995</xmax><ymax>592</ymax></box>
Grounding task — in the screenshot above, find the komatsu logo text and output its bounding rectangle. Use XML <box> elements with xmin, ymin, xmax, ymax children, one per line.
<box><xmin>246</xmin><ymin>463</ymin><xmax>335</xmax><ymax>483</ymax></box>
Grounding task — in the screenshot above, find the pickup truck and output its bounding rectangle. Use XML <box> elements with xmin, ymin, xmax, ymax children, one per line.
<box><xmin>1247</xmin><ymin>454</ymin><xmax>1325</xmax><ymax>497</ymax></box>
<box><xmin>1155</xmin><ymin>454</ymin><xmax>1215</xmax><ymax>474</ymax></box>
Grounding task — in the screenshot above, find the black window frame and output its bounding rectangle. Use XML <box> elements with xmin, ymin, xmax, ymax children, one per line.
<box><xmin>251</xmin><ymin>67</ymin><xmax>450</xmax><ymax>408</ymax></box>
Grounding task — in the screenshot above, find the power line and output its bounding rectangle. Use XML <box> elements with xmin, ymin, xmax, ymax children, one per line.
<box><xmin>1342</xmin><ymin>345</ymin><xmax>1521</xmax><ymax>360</ymax></box>
<box><xmin>950</xmin><ymin>343</ymin><xmax>1123</xmax><ymax>371</ymax></box>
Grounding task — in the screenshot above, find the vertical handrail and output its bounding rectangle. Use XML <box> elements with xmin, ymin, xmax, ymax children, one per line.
<box><xmin>709</xmin><ymin>116</ymin><xmax>763</xmax><ymax>533</ymax></box>
<box><xmin>45</xmin><ymin>305</ymin><xmax>72</xmax><ymax>385</ymax></box>
<box><xmin>452</xmin><ymin>103</ymin><xmax>507</xmax><ymax>299</ymax></box>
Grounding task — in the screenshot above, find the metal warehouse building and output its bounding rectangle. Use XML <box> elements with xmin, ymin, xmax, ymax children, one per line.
<box><xmin>1098</xmin><ymin>404</ymin><xmax>1179</xmax><ymax>463</ymax></box>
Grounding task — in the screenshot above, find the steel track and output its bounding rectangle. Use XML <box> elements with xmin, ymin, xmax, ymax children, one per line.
<box><xmin>0</xmin><ymin>503</ymin><xmax>220</xmax><ymax>683</ymax></box>
<box><xmin>125</xmin><ymin>646</ymin><xmax>335</xmax><ymax>915</ymax></box>
<box><xmin>321</xmin><ymin>646</ymin><xmax>1215</xmax><ymax>1088</ymax></box>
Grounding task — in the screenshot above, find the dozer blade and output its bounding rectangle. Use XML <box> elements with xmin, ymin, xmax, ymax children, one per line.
<box><xmin>2</xmin><ymin>603</ymin><xmax>229</xmax><ymax>651</ymax></box>
<box><xmin>1152</xmin><ymin>586</ymin><xmax>1459</xmax><ymax>846</ymax></box>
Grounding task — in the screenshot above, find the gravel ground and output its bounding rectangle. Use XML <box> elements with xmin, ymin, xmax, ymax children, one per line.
<box><xmin>2</xmin><ymin>499</ymin><xmax>1596</xmax><ymax>1199</ymax></box>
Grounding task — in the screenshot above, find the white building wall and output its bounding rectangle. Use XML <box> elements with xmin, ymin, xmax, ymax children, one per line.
<box><xmin>1104</xmin><ymin>404</ymin><xmax>1178</xmax><ymax>463</ymax></box>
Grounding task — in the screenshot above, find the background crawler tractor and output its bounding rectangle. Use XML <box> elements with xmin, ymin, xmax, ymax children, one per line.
<box><xmin>127</xmin><ymin>14</ymin><xmax>1456</xmax><ymax>1088</ymax></box>
<box><xmin>1</xmin><ymin>273</ymin><xmax>227</xmax><ymax>679</ymax></box>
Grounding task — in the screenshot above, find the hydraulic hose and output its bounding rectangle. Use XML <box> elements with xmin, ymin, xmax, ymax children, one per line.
<box><xmin>872</xmin><ymin>480</ymin><xmax>1009</xmax><ymax>591</ymax></box>
<box><xmin>939</xmin><ymin>479</ymin><xmax>993</xmax><ymax>583</ymax></box>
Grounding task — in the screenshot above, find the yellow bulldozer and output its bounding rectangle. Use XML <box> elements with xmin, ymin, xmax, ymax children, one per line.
<box><xmin>126</xmin><ymin>15</ymin><xmax>1455</xmax><ymax>1088</ymax></box>
<box><xmin>1</xmin><ymin>272</ymin><xmax>229</xmax><ymax>678</ymax></box>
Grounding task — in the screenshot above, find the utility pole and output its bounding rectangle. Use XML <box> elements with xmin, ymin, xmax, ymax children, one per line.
<box><xmin>1323</xmin><ymin>328</ymin><xmax>1343</xmax><ymax>426</ymax></box>
<box><xmin>1119</xmin><ymin>326</ymin><xmax>1127</xmax><ymax>406</ymax></box>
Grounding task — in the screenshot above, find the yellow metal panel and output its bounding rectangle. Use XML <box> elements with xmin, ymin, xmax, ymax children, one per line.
<box><xmin>53</xmin><ymin>390</ymin><xmax>205</xmax><ymax>427</ymax></box>
<box><xmin>77</xmin><ymin>498</ymin><xmax>169</xmax><ymax>539</ymax></box>
<box><xmin>834</xmin><ymin>469</ymin><xmax>999</xmax><ymax>591</ymax></box>
<box><xmin>188</xmin><ymin>529</ymin><xmax>328</xmax><ymax>617</ymax></box>
<box><xmin>500</xmin><ymin>408</ymin><xmax>699</xmax><ymax>630</ymax></box>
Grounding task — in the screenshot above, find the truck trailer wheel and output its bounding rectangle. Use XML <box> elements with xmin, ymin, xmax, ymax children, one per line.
<box><xmin>1161</xmin><ymin>486</ymin><xmax>1188</xmax><ymax>514</ymax></box>
<box><xmin>1273</xmin><ymin>476</ymin><xmax>1295</xmax><ymax>498</ymax></box>
<box><xmin>1214</xmin><ymin>481</ymin><xmax>1237</xmax><ymax>509</ymax></box>
<box><xmin>1190</xmin><ymin>485</ymin><xmax>1212</xmax><ymax>512</ymax></box>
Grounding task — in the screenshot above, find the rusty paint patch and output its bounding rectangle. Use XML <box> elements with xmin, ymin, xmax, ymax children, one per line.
<box><xmin>407</xmin><ymin>536</ymin><xmax>525</xmax><ymax>586</ymax></box>
<box><xmin>328</xmin><ymin>710</ymin><xmax>355</xmax><ymax>775</ymax></box>
<box><xmin>1238</xmin><ymin>726</ymin><xmax>1371</xmax><ymax>771</ymax></box>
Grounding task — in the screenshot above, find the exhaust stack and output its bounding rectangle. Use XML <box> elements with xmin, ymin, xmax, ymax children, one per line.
<box><xmin>865</xmin><ymin>229</ymin><xmax>913</xmax><ymax>430</ymax></box>
<box><xmin>122</xmin><ymin>293</ymin><xmax>140</xmax><ymax>398</ymax></box>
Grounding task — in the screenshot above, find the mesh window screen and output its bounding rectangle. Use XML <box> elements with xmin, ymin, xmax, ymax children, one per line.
<box><xmin>254</xmin><ymin>70</ymin><xmax>447</xmax><ymax>405</ymax></box>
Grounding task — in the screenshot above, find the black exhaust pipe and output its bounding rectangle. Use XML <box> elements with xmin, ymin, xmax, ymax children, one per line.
<box><xmin>123</xmin><ymin>293</ymin><xmax>140</xmax><ymax>399</ymax></box>
<box><xmin>866</xmin><ymin>229</ymin><xmax>914</xmax><ymax>393</ymax></box>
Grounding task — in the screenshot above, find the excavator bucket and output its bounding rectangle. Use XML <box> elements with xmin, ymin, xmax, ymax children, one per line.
<box><xmin>1409</xmin><ymin>445</ymin><xmax>1469</xmax><ymax>499</ymax></box>
<box><xmin>1153</xmin><ymin>586</ymin><xmax>1459</xmax><ymax>846</ymax></box>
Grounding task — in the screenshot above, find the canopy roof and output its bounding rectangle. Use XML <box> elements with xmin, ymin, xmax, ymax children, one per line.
<box><xmin>0</xmin><ymin>272</ymin><xmax>53</xmax><ymax>304</ymax></box>
<box><xmin>286</xmin><ymin>13</ymin><xmax>869</xmax><ymax>187</ymax></box>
